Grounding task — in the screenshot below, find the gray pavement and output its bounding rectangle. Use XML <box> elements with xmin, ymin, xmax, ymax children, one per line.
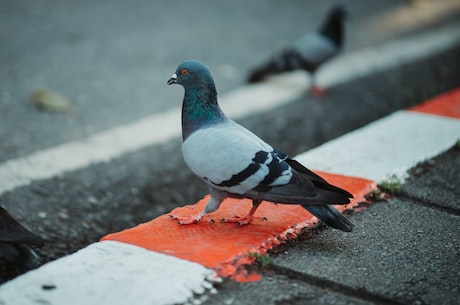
<box><xmin>201</xmin><ymin>145</ymin><xmax>460</xmax><ymax>305</ymax></box>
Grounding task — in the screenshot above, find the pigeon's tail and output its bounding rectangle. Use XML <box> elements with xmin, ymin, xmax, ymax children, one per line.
<box><xmin>248</xmin><ymin>49</ymin><xmax>309</xmax><ymax>83</ymax></box>
<box><xmin>302</xmin><ymin>204</ymin><xmax>353</xmax><ymax>232</ymax></box>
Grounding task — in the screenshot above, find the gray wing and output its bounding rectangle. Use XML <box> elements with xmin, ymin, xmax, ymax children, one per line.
<box><xmin>245</xmin><ymin>154</ymin><xmax>352</xmax><ymax>205</ymax></box>
<box><xmin>292</xmin><ymin>33</ymin><xmax>337</xmax><ymax>66</ymax></box>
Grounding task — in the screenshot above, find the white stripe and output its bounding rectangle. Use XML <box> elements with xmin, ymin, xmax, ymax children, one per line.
<box><xmin>0</xmin><ymin>241</ymin><xmax>218</xmax><ymax>305</ymax></box>
<box><xmin>0</xmin><ymin>109</ymin><xmax>181</xmax><ymax>194</ymax></box>
<box><xmin>296</xmin><ymin>111</ymin><xmax>460</xmax><ymax>182</ymax></box>
<box><xmin>1</xmin><ymin>22</ymin><xmax>460</xmax><ymax>195</ymax></box>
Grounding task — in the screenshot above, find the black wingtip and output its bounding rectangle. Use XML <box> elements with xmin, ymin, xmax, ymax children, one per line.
<box><xmin>303</xmin><ymin>204</ymin><xmax>354</xmax><ymax>232</ymax></box>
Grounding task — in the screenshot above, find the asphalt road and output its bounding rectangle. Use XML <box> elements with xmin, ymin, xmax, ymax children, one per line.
<box><xmin>2</xmin><ymin>0</ymin><xmax>460</xmax><ymax>162</ymax></box>
<box><xmin>1</xmin><ymin>0</ymin><xmax>460</xmax><ymax>286</ymax></box>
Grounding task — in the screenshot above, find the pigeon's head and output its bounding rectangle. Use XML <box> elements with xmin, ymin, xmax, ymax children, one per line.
<box><xmin>167</xmin><ymin>60</ymin><xmax>215</xmax><ymax>89</ymax></box>
<box><xmin>328</xmin><ymin>4</ymin><xmax>349</xmax><ymax>22</ymax></box>
<box><xmin>319</xmin><ymin>4</ymin><xmax>349</xmax><ymax>47</ymax></box>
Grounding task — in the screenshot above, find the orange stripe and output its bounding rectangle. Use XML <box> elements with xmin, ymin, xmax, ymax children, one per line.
<box><xmin>102</xmin><ymin>172</ymin><xmax>376</xmax><ymax>282</ymax></box>
<box><xmin>408</xmin><ymin>88</ymin><xmax>460</xmax><ymax>119</ymax></box>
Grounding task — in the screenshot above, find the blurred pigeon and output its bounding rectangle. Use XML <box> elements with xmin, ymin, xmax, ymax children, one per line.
<box><xmin>248</xmin><ymin>4</ymin><xmax>348</xmax><ymax>96</ymax></box>
<box><xmin>0</xmin><ymin>207</ymin><xmax>43</xmax><ymax>270</ymax></box>
<box><xmin>167</xmin><ymin>60</ymin><xmax>353</xmax><ymax>232</ymax></box>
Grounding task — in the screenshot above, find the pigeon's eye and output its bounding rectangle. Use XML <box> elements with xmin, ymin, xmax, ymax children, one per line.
<box><xmin>181</xmin><ymin>68</ymin><xmax>189</xmax><ymax>75</ymax></box>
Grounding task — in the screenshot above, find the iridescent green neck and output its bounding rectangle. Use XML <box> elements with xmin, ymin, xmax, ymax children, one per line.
<box><xmin>181</xmin><ymin>86</ymin><xmax>226</xmax><ymax>140</ymax></box>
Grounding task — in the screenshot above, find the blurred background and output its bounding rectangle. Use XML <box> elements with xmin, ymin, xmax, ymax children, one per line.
<box><xmin>2</xmin><ymin>0</ymin><xmax>460</xmax><ymax>162</ymax></box>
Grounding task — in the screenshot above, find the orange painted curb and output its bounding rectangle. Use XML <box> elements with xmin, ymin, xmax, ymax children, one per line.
<box><xmin>102</xmin><ymin>172</ymin><xmax>376</xmax><ymax>282</ymax></box>
<box><xmin>408</xmin><ymin>87</ymin><xmax>460</xmax><ymax>119</ymax></box>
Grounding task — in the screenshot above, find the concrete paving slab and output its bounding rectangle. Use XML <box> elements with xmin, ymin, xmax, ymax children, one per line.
<box><xmin>0</xmin><ymin>241</ymin><xmax>217</xmax><ymax>305</ymax></box>
<box><xmin>403</xmin><ymin>145</ymin><xmax>460</xmax><ymax>212</ymax></box>
<box><xmin>203</xmin><ymin>273</ymin><xmax>376</xmax><ymax>305</ymax></box>
<box><xmin>271</xmin><ymin>200</ymin><xmax>460</xmax><ymax>305</ymax></box>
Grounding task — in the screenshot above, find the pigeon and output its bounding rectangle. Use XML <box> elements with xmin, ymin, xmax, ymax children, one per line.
<box><xmin>167</xmin><ymin>60</ymin><xmax>353</xmax><ymax>232</ymax></box>
<box><xmin>247</xmin><ymin>4</ymin><xmax>348</xmax><ymax>96</ymax></box>
<box><xmin>0</xmin><ymin>206</ymin><xmax>43</xmax><ymax>270</ymax></box>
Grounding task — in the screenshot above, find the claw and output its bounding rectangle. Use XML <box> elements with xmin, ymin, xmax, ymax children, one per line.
<box><xmin>221</xmin><ymin>200</ymin><xmax>261</xmax><ymax>226</ymax></box>
<box><xmin>170</xmin><ymin>214</ymin><xmax>201</xmax><ymax>225</ymax></box>
<box><xmin>221</xmin><ymin>214</ymin><xmax>254</xmax><ymax>226</ymax></box>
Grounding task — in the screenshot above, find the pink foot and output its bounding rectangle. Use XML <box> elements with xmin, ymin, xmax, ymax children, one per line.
<box><xmin>310</xmin><ymin>86</ymin><xmax>327</xmax><ymax>97</ymax></box>
<box><xmin>221</xmin><ymin>214</ymin><xmax>254</xmax><ymax>226</ymax></box>
<box><xmin>170</xmin><ymin>214</ymin><xmax>201</xmax><ymax>225</ymax></box>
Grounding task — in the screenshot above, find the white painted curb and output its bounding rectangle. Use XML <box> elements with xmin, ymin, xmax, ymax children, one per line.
<box><xmin>296</xmin><ymin>111</ymin><xmax>460</xmax><ymax>182</ymax></box>
<box><xmin>0</xmin><ymin>241</ymin><xmax>218</xmax><ymax>305</ymax></box>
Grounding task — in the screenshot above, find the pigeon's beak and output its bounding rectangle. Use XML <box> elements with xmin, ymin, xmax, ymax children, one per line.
<box><xmin>167</xmin><ymin>73</ymin><xmax>178</xmax><ymax>85</ymax></box>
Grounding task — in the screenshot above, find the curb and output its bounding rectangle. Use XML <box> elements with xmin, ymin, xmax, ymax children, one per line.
<box><xmin>102</xmin><ymin>172</ymin><xmax>375</xmax><ymax>282</ymax></box>
<box><xmin>1</xmin><ymin>88</ymin><xmax>458</xmax><ymax>305</ymax></box>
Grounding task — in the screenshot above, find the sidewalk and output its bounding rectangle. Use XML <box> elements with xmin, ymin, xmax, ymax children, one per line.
<box><xmin>0</xmin><ymin>86</ymin><xmax>458</xmax><ymax>304</ymax></box>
